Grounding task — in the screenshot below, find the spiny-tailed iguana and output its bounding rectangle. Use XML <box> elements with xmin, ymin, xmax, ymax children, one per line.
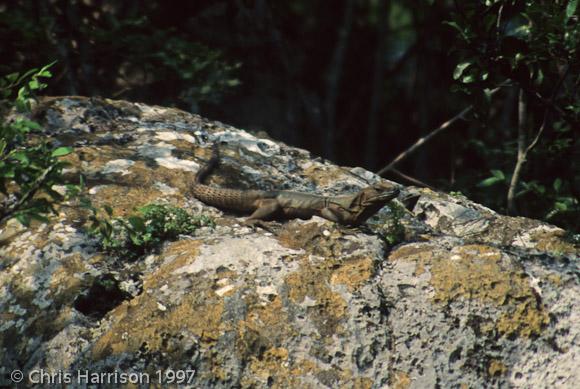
<box><xmin>192</xmin><ymin>145</ymin><xmax>400</xmax><ymax>226</ymax></box>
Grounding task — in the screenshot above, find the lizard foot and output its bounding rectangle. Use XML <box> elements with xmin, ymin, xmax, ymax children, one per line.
<box><xmin>242</xmin><ymin>219</ymin><xmax>281</xmax><ymax>234</ymax></box>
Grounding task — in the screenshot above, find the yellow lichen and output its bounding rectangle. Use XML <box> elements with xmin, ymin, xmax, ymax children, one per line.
<box><xmin>488</xmin><ymin>359</ymin><xmax>507</xmax><ymax>377</ymax></box>
<box><xmin>391</xmin><ymin>370</ymin><xmax>411</xmax><ymax>389</ymax></box>
<box><xmin>330</xmin><ymin>256</ymin><xmax>374</xmax><ymax>291</ymax></box>
<box><xmin>530</xmin><ymin>229</ymin><xmax>578</xmax><ymax>256</ymax></box>
<box><xmin>496</xmin><ymin>300</ymin><xmax>549</xmax><ymax>337</ymax></box>
<box><xmin>92</xmin><ymin>243</ymin><xmax>226</xmax><ymax>360</ymax></box>
<box><xmin>392</xmin><ymin>243</ymin><xmax>549</xmax><ymax>338</ymax></box>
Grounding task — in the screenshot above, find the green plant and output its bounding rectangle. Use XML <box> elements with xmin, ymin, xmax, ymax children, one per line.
<box><xmin>0</xmin><ymin>63</ymin><xmax>77</xmax><ymax>226</ymax></box>
<box><xmin>87</xmin><ymin>203</ymin><xmax>214</xmax><ymax>260</ymax></box>
<box><xmin>376</xmin><ymin>202</ymin><xmax>406</xmax><ymax>247</ymax></box>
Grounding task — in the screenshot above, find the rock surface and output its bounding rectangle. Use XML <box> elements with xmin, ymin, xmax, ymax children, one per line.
<box><xmin>0</xmin><ymin>97</ymin><xmax>578</xmax><ymax>388</ymax></box>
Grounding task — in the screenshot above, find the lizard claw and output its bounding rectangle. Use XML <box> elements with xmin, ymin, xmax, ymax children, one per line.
<box><xmin>242</xmin><ymin>219</ymin><xmax>280</xmax><ymax>234</ymax></box>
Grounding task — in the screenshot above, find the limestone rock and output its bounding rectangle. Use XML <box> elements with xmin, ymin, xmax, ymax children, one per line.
<box><xmin>0</xmin><ymin>97</ymin><xmax>577</xmax><ymax>388</ymax></box>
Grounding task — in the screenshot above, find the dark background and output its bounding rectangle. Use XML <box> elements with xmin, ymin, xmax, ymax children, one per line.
<box><xmin>1</xmin><ymin>0</ymin><xmax>578</xmax><ymax>231</ymax></box>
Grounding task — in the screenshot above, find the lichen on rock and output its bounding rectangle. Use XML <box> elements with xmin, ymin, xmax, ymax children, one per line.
<box><xmin>0</xmin><ymin>97</ymin><xmax>577</xmax><ymax>388</ymax></box>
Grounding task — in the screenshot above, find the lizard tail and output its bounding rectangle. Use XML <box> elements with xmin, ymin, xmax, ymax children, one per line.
<box><xmin>195</xmin><ymin>143</ymin><xmax>219</xmax><ymax>184</ymax></box>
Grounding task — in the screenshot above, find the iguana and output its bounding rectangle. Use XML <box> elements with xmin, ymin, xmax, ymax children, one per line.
<box><xmin>192</xmin><ymin>145</ymin><xmax>400</xmax><ymax>226</ymax></box>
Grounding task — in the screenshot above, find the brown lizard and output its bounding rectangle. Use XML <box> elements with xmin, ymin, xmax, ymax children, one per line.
<box><xmin>192</xmin><ymin>145</ymin><xmax>400</xmax><ymax>226</ymax></box>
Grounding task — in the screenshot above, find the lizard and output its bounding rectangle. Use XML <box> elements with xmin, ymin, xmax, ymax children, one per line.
<box><xmin>191</xmin><ymin>144</ymin><xmax>400</xmax><ymax>226</ymax></box>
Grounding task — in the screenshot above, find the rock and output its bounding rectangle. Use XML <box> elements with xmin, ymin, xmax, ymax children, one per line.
<box><xmin>0</xmin><ymin>96</ymin><xmax>577</xmax><ymax>388</ymax></box>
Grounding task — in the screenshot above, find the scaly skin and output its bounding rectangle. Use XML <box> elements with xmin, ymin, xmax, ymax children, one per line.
<box><xmin>192</xmin><ymin>145</ymin><xmax>400</xmax><ymax>226</ymax></box>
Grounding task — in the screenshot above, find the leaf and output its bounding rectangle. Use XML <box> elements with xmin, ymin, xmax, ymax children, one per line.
<box><xmin>103</xmin><ymin>204</ymin><xmax>114</xmax><ymax>216</ymax></box>
<box><xmin>30</xmin><ymin>212</ymin><xmax>50</xmax><ymax>223</ymax></box>
<box><xmin>443</xmin><ymin>21</ymin><xmax>469</xmax><ymax>40</ymax></box>
<box><xmin>553</xmin><ymin>178</ymin><xmax>562</xmax><ymax>192</ymax></box>
<box><xmin>462</xmin><ymin>74</ymin><xmax>476</xmax><ymax>84</ymax></box>
<box><xmin>37</xmin><ymin>61</ymin><xmax>56</xmax><ymax>78</ymax></box>
<box><xmin>5</xmin><ymin>72</ymin><xmax>19</xmax><ymax>83</ymax></box>
<box><xmin>491</xmin><ymin>169</ymin><xmax>505</xmax><ymax>180</ymax></box>
<box><xmin>554</xmin><ymin>201</ymin><xmax>568</xmax><ymax>211</ymax></box>
<box><xmin>28</xmin><ymin>79</ymin><xmax>40</xmax><ymax>90</ymax></box>
<box><xmin>567</xmin><ymin>0</ymin><xmax>578</xmax><ymax>19</ymax></box>
<box><xmin>128</xmin><ymin>215</ymin><xmax>146</xmax><ymax>232</ymax></box>
<box><xmin>10</xmin><ymin>151</ymin><xmax>30</xmax><ymax>165</ymax></box>
<box><xmin>15</xmin><ymin>213</ymin><xmax>31</xmax><ymax>227</ymax></box>
<box><xmin>51</xmin><ymin>147</ymin><xmax>73</xmax><ymax>157</ymax></box>
<box><xmin>453</xmin><ymin>62</ymin><xmax>472</xmax><ymax>80</ymax></box>
<box><xmin>18</xmin><ymin>119</ymin><xmax>41</xmax><ymax>131</ymax></box>
<box><xmin>477</xmin><ymin>176</ymin><xmax>503</xmax><ymax>187</ymax></box>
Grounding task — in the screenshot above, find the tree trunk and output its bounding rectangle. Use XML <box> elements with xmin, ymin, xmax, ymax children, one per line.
<box><xmin>323</xmin><ymin>0</ymin><xmax>354</xmax><ymax>161</ymax></box>
<box><xmin>365</xmin><ymin>0</ymin><xmax>390</xmax><ymax>168</ymax></box>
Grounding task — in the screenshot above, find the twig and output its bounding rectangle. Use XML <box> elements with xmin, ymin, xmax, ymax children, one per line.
<box><xmin>391</xmin><ymin>168</ymin><xmax>438</xmax><ymax>191</ymax></box>
<box><xmin>507</xmin><ymin>88</ymin><xmax>526</xmax><ymax>214</ymax></box>
<box><xmin>506</xmin><ymin>64</ymin><xmax>570</xmax><ymax>214</ymax></box>
<box><xmin>376</xmin><ymin>84</ymin><xmax>505</xmax><ymax>177</ymax></box>
<box><xmin>376</xmin><ymin>105</ymin><xmax>472</xmax><ymax>176</ymax></box>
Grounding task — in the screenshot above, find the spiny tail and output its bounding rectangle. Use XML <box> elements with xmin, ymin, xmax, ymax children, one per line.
<box><xmin>195</xmin><ymin>143</ymin><xmax>219</xmax><ymax>184</ymax></box>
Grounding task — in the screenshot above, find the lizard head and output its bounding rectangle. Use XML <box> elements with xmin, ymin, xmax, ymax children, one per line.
<box><xmin>341</xmin><ymin>183</ymin><xmax>400</xmax><ymax>226</ymax></box>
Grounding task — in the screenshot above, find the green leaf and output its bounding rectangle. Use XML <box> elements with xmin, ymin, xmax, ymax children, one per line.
<box><xmin>477</xmin><ymin>176</ymin><xmax>503</xmax><ymax>187</ymax></box>
<box><xmin>453</xmin><ymin>62</ymin><xmax>472</xmax><ymax>80</ymax></box>
<box><xmin>30</xmin><ymin>212</ymin><xmax>50</xmax><ymax>223</ymax></box>
<box><xmin>37</xmin><ymin>61</ymin><xmax>56</xmax><ymax>78</ymax></box>
<box><xmin>51</xmin><ymin>147</ymin><xmax>73</xmax><ymax>157</ymax></box>
<box><xmin>128</xmin><ymin>215</ymin><xmax>146</xmax><ymax>232</ymax></box>
<box><xmin>28</xmin><ymin>79</ymin><xmax>40</xmax><ymax>90</ymax></box>
<box><xmin>5</xmin><ymin>72</ymin><xmax>19</xmax><ymax>83</ymax></box>
<box><xmin>10</xmin><ymin>151</ymin><xmax>30</xmax><ymax>165</ymax></box>
<box><xmin>1</xmin><ymin>165</ymin><xmax>15</xmax><ymax>178</ymax></box>
<box><xmin>461</xmin><ymin>74</ymin><xmax>476</xmax><ymax>83</ymax></box>
<box><xmin>18</xmin><ymin>119</ymin><xmax>41</xmax><ymax>131</ymax></box>
<box><xmin>554</xmin><ymin>201</ymin><xmax>568</xmax><ymax>211</ymax></box>
<box><xmin>443</xmin><ymin>21</ymin><xmax>469</xmax><ymax>40</ymax></box>
<box><xmin>491</xmin><ymin>169</ymin><xmax>505</xmax><ymax>180</ymax></box>
<box><xmin>553</xmin><ymin>178</ymin><xmax>562</xmax><ymax>192</ymax></box>
<box><xmin>103</xmin><ymin>204</ymin><xmax>114</xmax><ymax>216</ymax></box>
<box><xmin>567</xmin><ymin>0</ymin><xmax>578</xmax><ymax>19</ymax></box>
<box><xmin>15</xmin><ymin>213</ymin><xmax>31</xmax><ymax>227</ymax></box>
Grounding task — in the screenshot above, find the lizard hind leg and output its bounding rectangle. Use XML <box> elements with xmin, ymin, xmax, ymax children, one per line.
<box><xmin>247</xmin><ymin>199</ymin><xmax>282</xmax><ymax>221</ymax></box>
<box><xmin>243</xmin><ymin>199</ymin><xmax>282</xmax><ymax>232</ymax></box>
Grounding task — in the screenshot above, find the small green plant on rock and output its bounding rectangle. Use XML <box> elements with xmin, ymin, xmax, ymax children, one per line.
<box><xmin>377</xmin><ymin>202</ymin><xmax>407</xmax><ymax>247</ymax></box>
<box><xmin>87</xmin><ymin>202</ymin><xmax>214</xmax><ymax>260</ymax></box>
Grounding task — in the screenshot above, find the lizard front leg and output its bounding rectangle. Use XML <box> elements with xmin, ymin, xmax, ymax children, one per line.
<box><xmin>320</xmin><ymin>206</ymin><xmax>351</xmax><ymax>224</ymax></box>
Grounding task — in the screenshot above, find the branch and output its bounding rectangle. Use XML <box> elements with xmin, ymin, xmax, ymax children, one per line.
<box><xmin>376</xmin><ymin>104</ymin><xmax>472</xmax><ymax>176</ymax></box>
<box><xmin>391</xmin><ymin>168</ymin><xmax>438</xmax><ymax>191</ymax></box>
<box><xmin>376</xmin><ymin>84</ymin><xmax>503</xmax><ymax>177</ymax></box>
<box><xmin>506</xmin><ymin>64</ymin><xmax>570</xmax><ymax>214</ymax></box>
<box><xmin>507</xmin><ymin>88</ymin><xmax>526</xmax><ymax>214</ymax></box>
